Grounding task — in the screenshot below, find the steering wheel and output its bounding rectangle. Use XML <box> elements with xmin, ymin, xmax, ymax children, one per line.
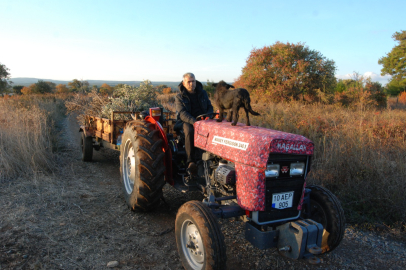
<box><xmin>196</xmin><ymin>112</ymin><xmax>218</xmax><ymax>121</ymax></box>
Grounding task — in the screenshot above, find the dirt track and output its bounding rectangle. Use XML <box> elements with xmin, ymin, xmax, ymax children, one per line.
<box><xmin>0</xmin><ymin>115</ymin><xmax>405</xmax><ymax>269</ymax></box>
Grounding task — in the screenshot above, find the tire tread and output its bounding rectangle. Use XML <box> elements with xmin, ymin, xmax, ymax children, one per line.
<box><xmin>120</xmin><ymin>121</ymin><xmax>165</xmax><ymax>211</ymax></box>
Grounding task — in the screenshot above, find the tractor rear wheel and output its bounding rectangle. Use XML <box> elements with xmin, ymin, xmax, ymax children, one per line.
<box><xmin>81</xmin><ymin>132</ymin><xmax>93</xmax><ymax>162</ymax></box>
<box><xmin>303</xmin><ymin>185</ymin><xmax>345</xmax><ymax>253</ymax></box>
<box><xmin>120</xmin><ymin>120</ymin><xmax>165</xmax><ymax>211</ymax></box>
<box><xmin>175</xmin><ymin>201</ymin><xmax>226</xmax><ymax>270</ymax></box>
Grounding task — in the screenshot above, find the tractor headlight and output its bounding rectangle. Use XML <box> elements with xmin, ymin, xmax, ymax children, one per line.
<box><xmin>290</xmin><ymin>162</ymin><xmax>305</xmax><ymax>176</ymax></box>
<box><xmin>265</xmin><ymin>164</ymin><xmax>280</xmax><ymax>177</ymax></box>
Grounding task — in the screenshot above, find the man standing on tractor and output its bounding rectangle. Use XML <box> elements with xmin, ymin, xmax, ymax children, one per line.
<box><xmin>175</xmin><ymin>72</ymin><xmax>213</xmax><ymax>174</ymax></box>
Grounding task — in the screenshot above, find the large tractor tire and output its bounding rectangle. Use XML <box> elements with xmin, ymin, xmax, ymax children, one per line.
<box><xmin>80</xmin><ymin>132</ymin><xmax>93</xmax><ymax>162</ymax></box>
<box><xmin>175</xmin><ymin>201</ymin><xmax>226</xmax><ymax>270</ymax></box>
<box><xmin>120</xmin><ymin>120</ymin><xmax>165</xmax><ymax>211</ymax></box>
<box><xmin>303</xmin><ymin>185</ymin><xmax>345</xmax><ymax>253</ymax></box>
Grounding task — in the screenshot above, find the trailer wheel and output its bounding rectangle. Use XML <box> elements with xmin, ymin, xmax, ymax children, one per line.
<box><xmin>175</xmin><ymin>201</ymin><xmax>226</xmax><ymax>270</ymax></box>
<box><xmin>80</xmin><ymin>132</ymin><xmax>93</xmax><ymax>162</ymax></box>
<box><xmin>303</xmin><ymin>185</ymin><xmax>345</xmax><ymax>253</ymax></box>
<box><xmin>120</xmin><ymin>120</ymin><xmax>165</xmax><ymax>211</ymax></box>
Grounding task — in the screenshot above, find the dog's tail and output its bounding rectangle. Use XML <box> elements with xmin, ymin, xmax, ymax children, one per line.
<box><xmin>244</xmin><ymin>99</ymin><xmax>260</xmax><ymax>116</ymax></box>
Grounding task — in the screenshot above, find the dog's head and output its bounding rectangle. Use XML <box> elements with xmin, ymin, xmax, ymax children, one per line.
<box><xmin>213</xmin><ymin>80</ymin><xmax>235</xmax><ymax>90</ymax></box>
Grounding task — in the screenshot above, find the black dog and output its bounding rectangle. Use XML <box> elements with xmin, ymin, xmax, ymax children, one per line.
<box><xmin>212</xmin><ymin>81</ymin><xmax>260</xmax><ymax>126</ymax></box>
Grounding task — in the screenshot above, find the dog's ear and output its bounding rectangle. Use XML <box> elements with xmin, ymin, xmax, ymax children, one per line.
<box><xmin>212</xmin><ymin>83</ymin><xmax>218</xmax><ymax>87</ymax></box>
<box><xmin>226</xmin><ymin>83</ymin><xmax>235</xmax><ymax>89</ymax></box>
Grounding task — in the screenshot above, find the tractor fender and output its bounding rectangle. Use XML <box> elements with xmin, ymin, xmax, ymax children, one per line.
<box><xmin>144</xmin><ymin>116</ymin><xmax>173</xmax><ymax>185</ymax></box>
<box><xmin>79</xmin><ymin>126</ymin><xmax>93</xmax><ymax>138</ymax></box>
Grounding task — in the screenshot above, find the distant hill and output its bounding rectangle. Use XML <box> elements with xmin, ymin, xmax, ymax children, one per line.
<box><xmin>10</xmin><ymin>77</ymin><xmax>181</xmax><ymax>88</ymax></box>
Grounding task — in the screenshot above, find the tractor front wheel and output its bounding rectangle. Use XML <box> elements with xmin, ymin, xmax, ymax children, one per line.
<box><xmin>303</xmin><ymin>185</ymin><xmax>345</xmax><ymax>253</ymax></box>
<box><xmin>175</xmin><ymin>201</ymin><xmax>226</xmax><ymax>270</ymax></box>
<box><xmin>120</xmin><ymin>120</ymin><xmax>165</xmax><ymax>211</ymax></box>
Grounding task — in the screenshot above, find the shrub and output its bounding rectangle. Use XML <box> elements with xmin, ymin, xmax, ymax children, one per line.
<box><xmin>21</xmin><ymin>85</ymin><xmax>33</xmax><ymax>95</ymax></box>
<box><xmin>105</xmin><ymin>80</ymin><xmax>161</xmax><ymax>117</ymax></box>
<box><xmin>399</xmin><ymin>91</ymin><xmax>406</xmax><ymax>104</ymax></box>
<box><xmin>365</xmin><ymin>80</ymin><xmax>387</xmax><ymax>108</ymax></box>
<box><xmin>162</xmin><ymin>87</ymin><xmax>172</xmax><ymax>94</ymax></box>
<box><xmin>333</xmin><ymin>74</ymin><xmax>387</xmax><ymax>109</ymax></box>
<box><xmin>66</xmin><ymin>80</ymin><xmax>162</xmax><ymax>123</ymax></box>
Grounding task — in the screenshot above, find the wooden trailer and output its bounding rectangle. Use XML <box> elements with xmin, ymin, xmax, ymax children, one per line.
<box><xmin>79</xmin><ymin>109</ymin><xmax>177</xmax><ymax>160</ymax></box>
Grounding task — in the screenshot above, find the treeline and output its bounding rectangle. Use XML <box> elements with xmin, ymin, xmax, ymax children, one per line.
<box><xmin>2</xmin><ymin>29</ymin><xmax>404</xmax><ymax>106</ymax></box>
<box><xmin>9</xmin><ymin>79</ymin><xmax>174</xmax><ymax>96</ymax></box>
<box><xmin>230</xmin><ymin>30</ymin><xmax>404</xmax><ymax>108</ymax></box>
<box><xmin>231</xmin><ymin>42</ymin><xmax>393</xmax><ymax>108</ymax></box>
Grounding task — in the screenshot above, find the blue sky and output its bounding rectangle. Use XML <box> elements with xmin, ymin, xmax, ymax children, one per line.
<box><xmin>0</xmin><ymin>0</ymin><xmax>404</xmax><ymax>84</ymax></box>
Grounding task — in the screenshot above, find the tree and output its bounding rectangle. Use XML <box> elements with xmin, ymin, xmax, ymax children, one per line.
<box><xmin>234</xmin><ymin>42</ymin><xmax>337</xmax><ymax>102</ymax></box>
<box><xmin>12</xmin><ymin>85</ymin><xmax>24</xmax><ymax>95</ymax></box>
<box><xmin>154</xmin><ymin>84</ymin><xmax>169</xmax><ymax>93</ymax></box>
<box><xmin>21</xmin><ymin>86</ymin><xmax>33</xmax><ymax>95</ymax></box>
<box><xmin>45</xmin><ymin>81</ymin><xmax>56</xmax><ymax>92</ymax></box>
<box><xmin>114</xmin><ymin>83</ymin><xmax>125</xmax><ymax>90</ymax></box>
<box><xmin>162</xmin><ymin>87</ymin><xmax>172</xmax><ymax>94</ymax></box>
<box><xmin>203</xmin><ymin>80</ymin><xmax>215</xmax><ymax>97</ymax></box>
<box><xmin>378</xmin><ymin>30</ymin><xmax>406</xmax><ymax>95</ymax></box>
<box><xmin>0</xmin><ymin>63</ymin><xmax>12</xmax><ymax>95</ymax></box>
<box><xmin>56</xmin><ymin>84</ymin><xmax>69</xmax><ymax>93</ymax></box>
<box><xmin>32</xmin><ymin>80</ymin><xmax>52</xmax><ymax>94</ymax></box>
<box><xmin>68</xmin><ymin>79</ymin><xmax>90</xmax><ymax>93</ymax></box>
<box><xmin>334</xmin><ymin>79</ymin><xmax>360</xmax><ymax>93</ymax></box>
<box><xmin>99</xmin><ymin>83</ymin><xmax>113</xmax><ymax>96</ymax></box>
<box><xmin>364</xmin><ymin>79</ymin><xmax>387</xmax><ymax>108</ymax></box>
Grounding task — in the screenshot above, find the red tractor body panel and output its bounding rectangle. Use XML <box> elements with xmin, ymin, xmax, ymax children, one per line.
<box><xmin>194</xmin><ymin>120</ymin><xmax>314</xmax><ymax>211</ymax></box>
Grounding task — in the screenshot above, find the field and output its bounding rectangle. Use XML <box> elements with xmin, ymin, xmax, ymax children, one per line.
<box><xmin>0</xmin><ymin>94</ymin><xmax>405</xmax><ymax>269</ymax></box>
<box><xmin>2</xmin><ymin>94</ymin><xmax>406</xmax><ymax>225</ymax></box>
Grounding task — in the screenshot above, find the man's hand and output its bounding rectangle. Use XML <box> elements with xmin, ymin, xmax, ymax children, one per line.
<box><xmin>196</xmin><ymin>113</ymin><xmax>217</xmax><ymax>121</ymax></box>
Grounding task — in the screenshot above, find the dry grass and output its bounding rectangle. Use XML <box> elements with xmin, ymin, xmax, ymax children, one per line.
<box><xmin>0</xmin><ymin>94</ymin><xmax>66</xmax><ymax>181</ymax></box>
<box><xmin>239</xmin><ymin>101</ymin><xmax>406</xmax><ymax>224</ymax></box>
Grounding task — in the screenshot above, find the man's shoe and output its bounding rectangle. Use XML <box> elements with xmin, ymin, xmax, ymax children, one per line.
<box><xmin>187</xmin><ymin>162</ymin><xmax>198</xmax><ymax>176</ymax></box>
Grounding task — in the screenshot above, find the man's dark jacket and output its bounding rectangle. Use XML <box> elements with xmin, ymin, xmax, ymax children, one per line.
<box><xmin>175</xmin><ymin>80</ymin><xmax>213</xmax><ymax>125</ymax></box>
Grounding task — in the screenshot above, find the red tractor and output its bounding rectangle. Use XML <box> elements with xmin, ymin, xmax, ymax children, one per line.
<box><xmin>80</xmin><ymin>107</ymin><xmax>345</xmax><ymax>270</ymax></box>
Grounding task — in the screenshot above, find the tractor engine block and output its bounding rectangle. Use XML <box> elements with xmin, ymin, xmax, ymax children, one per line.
<box><xmin>215</xmin><ymin>165</ymin><xmax>236</xmax><ymax>186</ymax></box>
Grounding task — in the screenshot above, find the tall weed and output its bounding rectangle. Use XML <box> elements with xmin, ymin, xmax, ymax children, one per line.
<box><xmin>0</xmin><ymin>95</ymin><xmax>66</xmax><ymax>180</ymax></box>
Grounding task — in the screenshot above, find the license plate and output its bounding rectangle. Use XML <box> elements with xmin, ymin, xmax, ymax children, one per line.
<box><xmin>272</xmin><ymin>191</ymin><xmax>294</xmax><ymax>209</ymax></box>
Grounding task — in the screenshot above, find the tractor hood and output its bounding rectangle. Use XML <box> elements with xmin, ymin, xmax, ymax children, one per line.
<box><xmin>194</xmin><ymin>120</ymin><xmax>314</xmax><ymax>169</ymax></box>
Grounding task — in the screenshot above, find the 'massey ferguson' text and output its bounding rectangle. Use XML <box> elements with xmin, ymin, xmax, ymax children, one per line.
<box><xmin>212</xmin><ymin>136</ymin><xmax>249</xmax><ymax>151</ymax></box>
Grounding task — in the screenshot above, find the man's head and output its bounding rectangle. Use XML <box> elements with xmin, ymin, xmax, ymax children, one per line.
<box><xmin>182</xmin><ymin>72</ymin><xmax>196</xmax><ymax>93</ymax></box>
